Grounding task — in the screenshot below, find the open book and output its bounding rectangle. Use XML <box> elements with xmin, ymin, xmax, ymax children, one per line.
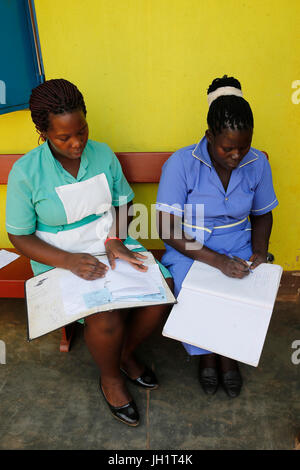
<box><xmin>25</xmin><ymin>252</ymin><xmax>176</xmax><ymax>341</ymax></box>
<box><xmin>162</xmin><ymin>261</ymin><xmax>283</xmax><ymax>367</ymax></box>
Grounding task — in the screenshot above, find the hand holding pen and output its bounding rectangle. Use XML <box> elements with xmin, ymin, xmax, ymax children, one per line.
<box><xmin>249</xmin><ymin>252</ymin><xmax>267</xmax><ymax>270</ymax></box>
<box><xmin>217</xmin><ymin>253</ymin><xmax>251</xmax><ymax>279</ymax></box>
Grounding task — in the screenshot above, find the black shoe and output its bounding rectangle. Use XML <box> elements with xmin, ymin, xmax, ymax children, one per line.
<box><xmin>121</xmin><ymin>366</ymin><xmax>159</xmax><ymax>390</ymax></box>
<box><xmin>221</xmin><ymin>369</ymin><xmax>243</xmax><ymax>398</ymax></box>
<box><xmin>99</xmin><ymin>380</ymin><xmax>139</xmax><ymax>426</ymax></box>
<box><xmin>198</xmin><ymin>367</ymin><xmax>219</xmax><ymax>395</ymax></box>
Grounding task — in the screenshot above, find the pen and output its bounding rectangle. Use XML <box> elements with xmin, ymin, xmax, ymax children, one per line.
<box><xmin>228</xmin><ymin>254</ymin><xmax>253</xmax><ymax>273</ymax></box>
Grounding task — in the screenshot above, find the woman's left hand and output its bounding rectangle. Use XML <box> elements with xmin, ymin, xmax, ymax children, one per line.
<box><xmin>249</xmin><ymin>252</ymin><xmax>267</xmax><ymax>270</ymax></box>
<box><xmin>105</xmin><ymin>239</ymin><xmax>148</xmax><ymax>271</ymax></box>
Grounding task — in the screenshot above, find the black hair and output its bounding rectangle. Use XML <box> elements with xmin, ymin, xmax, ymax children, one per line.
<box><xmin>29</xmin><ymin>79</ymin><xmax>87</xmax><ymax>138</ymax></box>
<box><xmin>207</xmin><ymin>75</ymin><xmax>253</xmax><ymax>135</ymax></box>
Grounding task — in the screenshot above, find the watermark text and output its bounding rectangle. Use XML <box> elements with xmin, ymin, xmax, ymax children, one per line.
<box><xmin>291</xmin><ymin>80</ymin><xmax>300</xmax><ymax>104</ymax></box>
<box><xmin>0</xmin><ymin>80</ymin><xmax>6</xmax><ymax>104</ymax></box>
<box><xmin>0</xmin><ymin>340</ymin><xmax>6</xmax><ymax>364</ymax></box>
<box><xmin>291</xmin><ymin>340</ymin><xmax>300</xmax><ymax>365</ymax></box>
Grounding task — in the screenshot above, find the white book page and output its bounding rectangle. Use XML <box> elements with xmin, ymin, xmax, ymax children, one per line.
<box><xmin>183</xmin><ymin>261</ymin><xmax>283</xmax><ymax>309</ymax></box>
<box><xmin>103</xmin><ymin>259</ymin><xmax>161</xmax><ymax>296</ymax></box>
<box><xmin>163</xmin><ymin>287</ymin><xmax>274</xmax><ymax>367</ymax></box>
<box><xmin>58</xmin><ymin>255</ymin><xmax>163</xmax><ymax>316</ymax></box>
<box><xmin>59</xmin><ymin>272</ymin><xmax>106</xmax><ymax>317</ymax></box>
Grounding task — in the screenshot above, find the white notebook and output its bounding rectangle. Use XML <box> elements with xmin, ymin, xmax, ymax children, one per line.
<box><xmin>25</xmin><ymin>252</ymin><xmax>176</xmax><ymax>341</ymax></box>
<box><xmin>162</xmin><ymin>261</ymin><xmax>283</xmax><ymax>367</ymax></box>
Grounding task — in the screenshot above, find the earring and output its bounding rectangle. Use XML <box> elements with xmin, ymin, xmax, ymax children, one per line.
<box><xmin>38</xmin><ymin>133</ymin><xmax>46</xmax><ymax>145</ymax></box>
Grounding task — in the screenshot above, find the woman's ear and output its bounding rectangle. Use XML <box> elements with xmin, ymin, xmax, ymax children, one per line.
<box><xmin>205</xmin><ymin>128</ymin><xmax>213</xmax><ymax>144</ymax></box>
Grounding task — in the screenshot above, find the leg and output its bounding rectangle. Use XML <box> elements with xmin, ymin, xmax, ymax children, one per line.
<box><xmin>219</xmin><ymin>355</ymin><xmax>239</xmax><ymax>373</ymax></box>
<box><xmin>199</xmin><ymin>353</ymin><xmax>218</xmax><ymax>368</ymax></box>
<box><xmin>60</xmin><ymin>324</ymin><xmax>75</xmax><ymax>352</ymax></box>
<box><xmin>121</xmin><ymin>277</ymin><xmax>173</xmax><ymax>379</ymax></box>
<box><xmin>84</xmin><ymin>309</ymin><xmax>131</xmax><ymax>406</ymax></box>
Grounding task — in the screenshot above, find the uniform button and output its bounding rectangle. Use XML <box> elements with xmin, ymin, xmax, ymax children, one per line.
<box><xmin>225</xmin><ymin>197</ymin><xmax>228</xmax><ymax>201</ymax></box>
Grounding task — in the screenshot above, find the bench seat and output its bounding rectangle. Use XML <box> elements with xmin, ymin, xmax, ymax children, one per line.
<box><xmin>2</xmin><ymin>149</ymin><xmax>292</xmax><ymax>352</ymax></box>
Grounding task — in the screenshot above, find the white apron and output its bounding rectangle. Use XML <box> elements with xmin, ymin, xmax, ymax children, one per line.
<box><xmin>35</xmin><ymin>173</ymin><xmax>114</xmax><ymax>255</ymax></box>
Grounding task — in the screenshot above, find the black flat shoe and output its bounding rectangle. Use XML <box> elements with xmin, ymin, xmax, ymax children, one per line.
<box><xmin>99</xmin><ymin>380</ymin><xmax>139</xmax><ymax>426</ymax></box>
<box><xmin>121</xmin><ymin>366</ymin><xmax>159</xmax><ymax>390</ymax></box>
<box><xmin>198</xmin><ymin>367</ymin><xmax>219</xmax><ymax>395</ymax></box>
<box><xmin>221</xmin><ymin>369</ymin><xmax>243</xmax><ymax>398</ymax></box>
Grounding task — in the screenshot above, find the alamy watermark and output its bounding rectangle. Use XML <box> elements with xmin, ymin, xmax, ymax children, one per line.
<box><xmin>291</xmin><ymin>80</ymin><xmax>300</xmax><ymax>104</ymax></box>
<box><xmin>291</xmin><ymin>340</ymin><xmax>300</xmax><ymax>365</ymax></box>
<box><xmin>0</xmin><ymin>340</ymin><xmax>6</xmax><ymax>364</ymax></box>
<box><xmin>100</xmin><ymin>201</ymin><xmax>205</xmax><ymax>250</ymax></box>
<box><xmin>0</xmin><ymin>80</ymin><xmax>6</xmax><ymax>105</ymax></box>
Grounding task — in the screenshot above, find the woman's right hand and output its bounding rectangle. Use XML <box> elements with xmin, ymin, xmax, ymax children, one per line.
<box><xmin>217</xmin><ymin>254</ymin><xmax>250</xmax><ymax>279</ymax></box>
<box><xmin>65</xmin><ymin>253</ymin><xmax>109</xmax><ymax>280</ymax></box>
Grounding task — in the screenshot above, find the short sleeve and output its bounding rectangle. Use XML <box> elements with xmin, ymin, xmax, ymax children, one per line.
<box><xmin>251</xmin><ymin>156</ymin><xmax>278</xmax><ymax>215</ymax></box>
<box><xmin>156</xmin><ymin>150</ymin><xmax>187</xmax><ymax>217</ymax></box>
<box><xmin>110</xmin><ymin>152</ymin><xmax>135</xmax><ymax>207</ymax></box>
<box><xmin>5</xmin><ymin>165</ymin><xmax>36</xmax><ymax>235</ymax></box>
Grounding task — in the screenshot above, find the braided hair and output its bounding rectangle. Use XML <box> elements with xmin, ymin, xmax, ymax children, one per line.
<box><xmin>29</xmin><ymin>79</ymin><xmax>87</xmax><ymax>140</ymax></box>
<box><xmin>207</xmin><ymin>75</ymin><xmax>253</xmax><ymax>135</ymax></box>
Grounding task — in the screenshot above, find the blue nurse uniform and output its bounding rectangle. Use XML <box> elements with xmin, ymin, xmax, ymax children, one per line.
<box><xmin>156</xmin><ymin>136</ymin><xmax>278</xmax><ymax>355</ymax></box>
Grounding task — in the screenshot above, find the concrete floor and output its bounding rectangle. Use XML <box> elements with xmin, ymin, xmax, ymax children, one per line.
<box><xmin>0</xmin><ymin>297</ymin><xmax>299</xmax><ymax>450</ymax></box>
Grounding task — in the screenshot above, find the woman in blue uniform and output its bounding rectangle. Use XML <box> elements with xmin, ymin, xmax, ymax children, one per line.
<box><xmin>156</xmin><ymin>75</ymin><xmax>278</xmax><ymax>398</ymax></box>
<box><xmin>6</xmin><ymin>79</ymin><xmax>172</xmax><ymax>426</ymax></box>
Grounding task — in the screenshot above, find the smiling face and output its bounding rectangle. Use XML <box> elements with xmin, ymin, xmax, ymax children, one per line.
<box><xmin>205</xmin><ymin>127</ymin><xmax>253</xmax><ymax>171</ymax></box>
<box><xmin>43</xmin><ymin>110</ymin><xmax>89</xmax><ymax>161</ymax></box>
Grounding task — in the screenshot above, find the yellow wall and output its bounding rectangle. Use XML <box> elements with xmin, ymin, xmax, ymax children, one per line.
<box><xmin>1</xmin><ymin>0</ymin><xmax>300</xmax><ymax>269</ymax></box>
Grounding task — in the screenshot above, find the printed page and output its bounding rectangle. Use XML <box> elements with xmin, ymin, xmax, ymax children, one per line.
<box><xmin>183</xmin><ymin>261</ymin><xmax>283</xmax><ymax>309</ymax></box>
<box><xmin>25</xmin><ymin>252</ymin><xmax>176</xmax><ymax>340</ymax></box>
<box><xmin>103</xmin><ymin>259</ymin><xmax>161</xmax><ymax>297</ymax></box>
<box><xmin>58</xmin><ymin>257</ymin><xmax>163</xmax><ymax>316</ymax></box>
<box><xmin>59</xmin><ymin>271</ymin><xmax>106</xmax><ymax>317</ymax></box>
<box><xmin>0</xmin><ymin>249</ymin><xmax>20</xmax><ymax>269</ymax></box>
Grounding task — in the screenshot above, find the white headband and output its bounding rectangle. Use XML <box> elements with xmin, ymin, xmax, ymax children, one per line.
<box><xmin>207</xmin><ymin>86</ymin><xmax>243</xmax><ymax>107</ymax></box>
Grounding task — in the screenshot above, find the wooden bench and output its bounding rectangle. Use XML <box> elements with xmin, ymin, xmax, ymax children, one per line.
<box><xmin>0</xmin><ymin>151</ymin><xmax>171</xmax><ymax>351</ymax></box>
<box><xmin>1</xmin><ymin>150</ymin><xmax>298</xmax><ymax>352</ymax></box>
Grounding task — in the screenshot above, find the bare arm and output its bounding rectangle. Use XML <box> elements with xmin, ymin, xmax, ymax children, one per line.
<box><xmin>249</xmin><ymin>211</ymin><xmax>273</xmax><ymax>268</ymax></box>
<box><xmin>157</xmin><ymin>211</ymin><xmax>250</xmax><ymax>278</ymax></box>
<box><xmin>8</xmin><ymin>233</ymin><xmax>108</xmax><ymax>280</ymax></box>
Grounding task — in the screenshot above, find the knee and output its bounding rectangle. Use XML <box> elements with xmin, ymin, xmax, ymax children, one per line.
<box><xmin>85</xmin><ymin>310</ymin><xmax>124</xmax><ymax>335</ymax></box>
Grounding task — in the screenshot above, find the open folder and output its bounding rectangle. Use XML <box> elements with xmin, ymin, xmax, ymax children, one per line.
<box><xmin>25</xmin><ymin>252</ymin><xmax>176</xmax><ymax>341</ymax></box>
<box><xmin>162</xmin><ymin>261</ymin><xmax>283</xmax><ymax>367</ymax></box>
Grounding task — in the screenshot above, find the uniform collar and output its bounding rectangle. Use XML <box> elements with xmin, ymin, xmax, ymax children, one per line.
<box><xmin>44</xmin><ymin>140</ymin><xmax>89</xmax><ymax>180</ymax></box>
<box><xmin>192</xmin><ymin>136</ymin><xmax>259</xmax><ymax>170</ymax></box>
<box><xmin>192</xmin><ymin>137</ymin><xmax>213</xmax><ymax>168</ymax></box>
<box><xmin>77</xmin><ymin>144</ymin><xmax>89</xmax><ymax>179</ymax></box>
<box><xmin>237</xmin><ymin>149</ymin><xmax>259</xmax><ymax>168</ymax></box>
